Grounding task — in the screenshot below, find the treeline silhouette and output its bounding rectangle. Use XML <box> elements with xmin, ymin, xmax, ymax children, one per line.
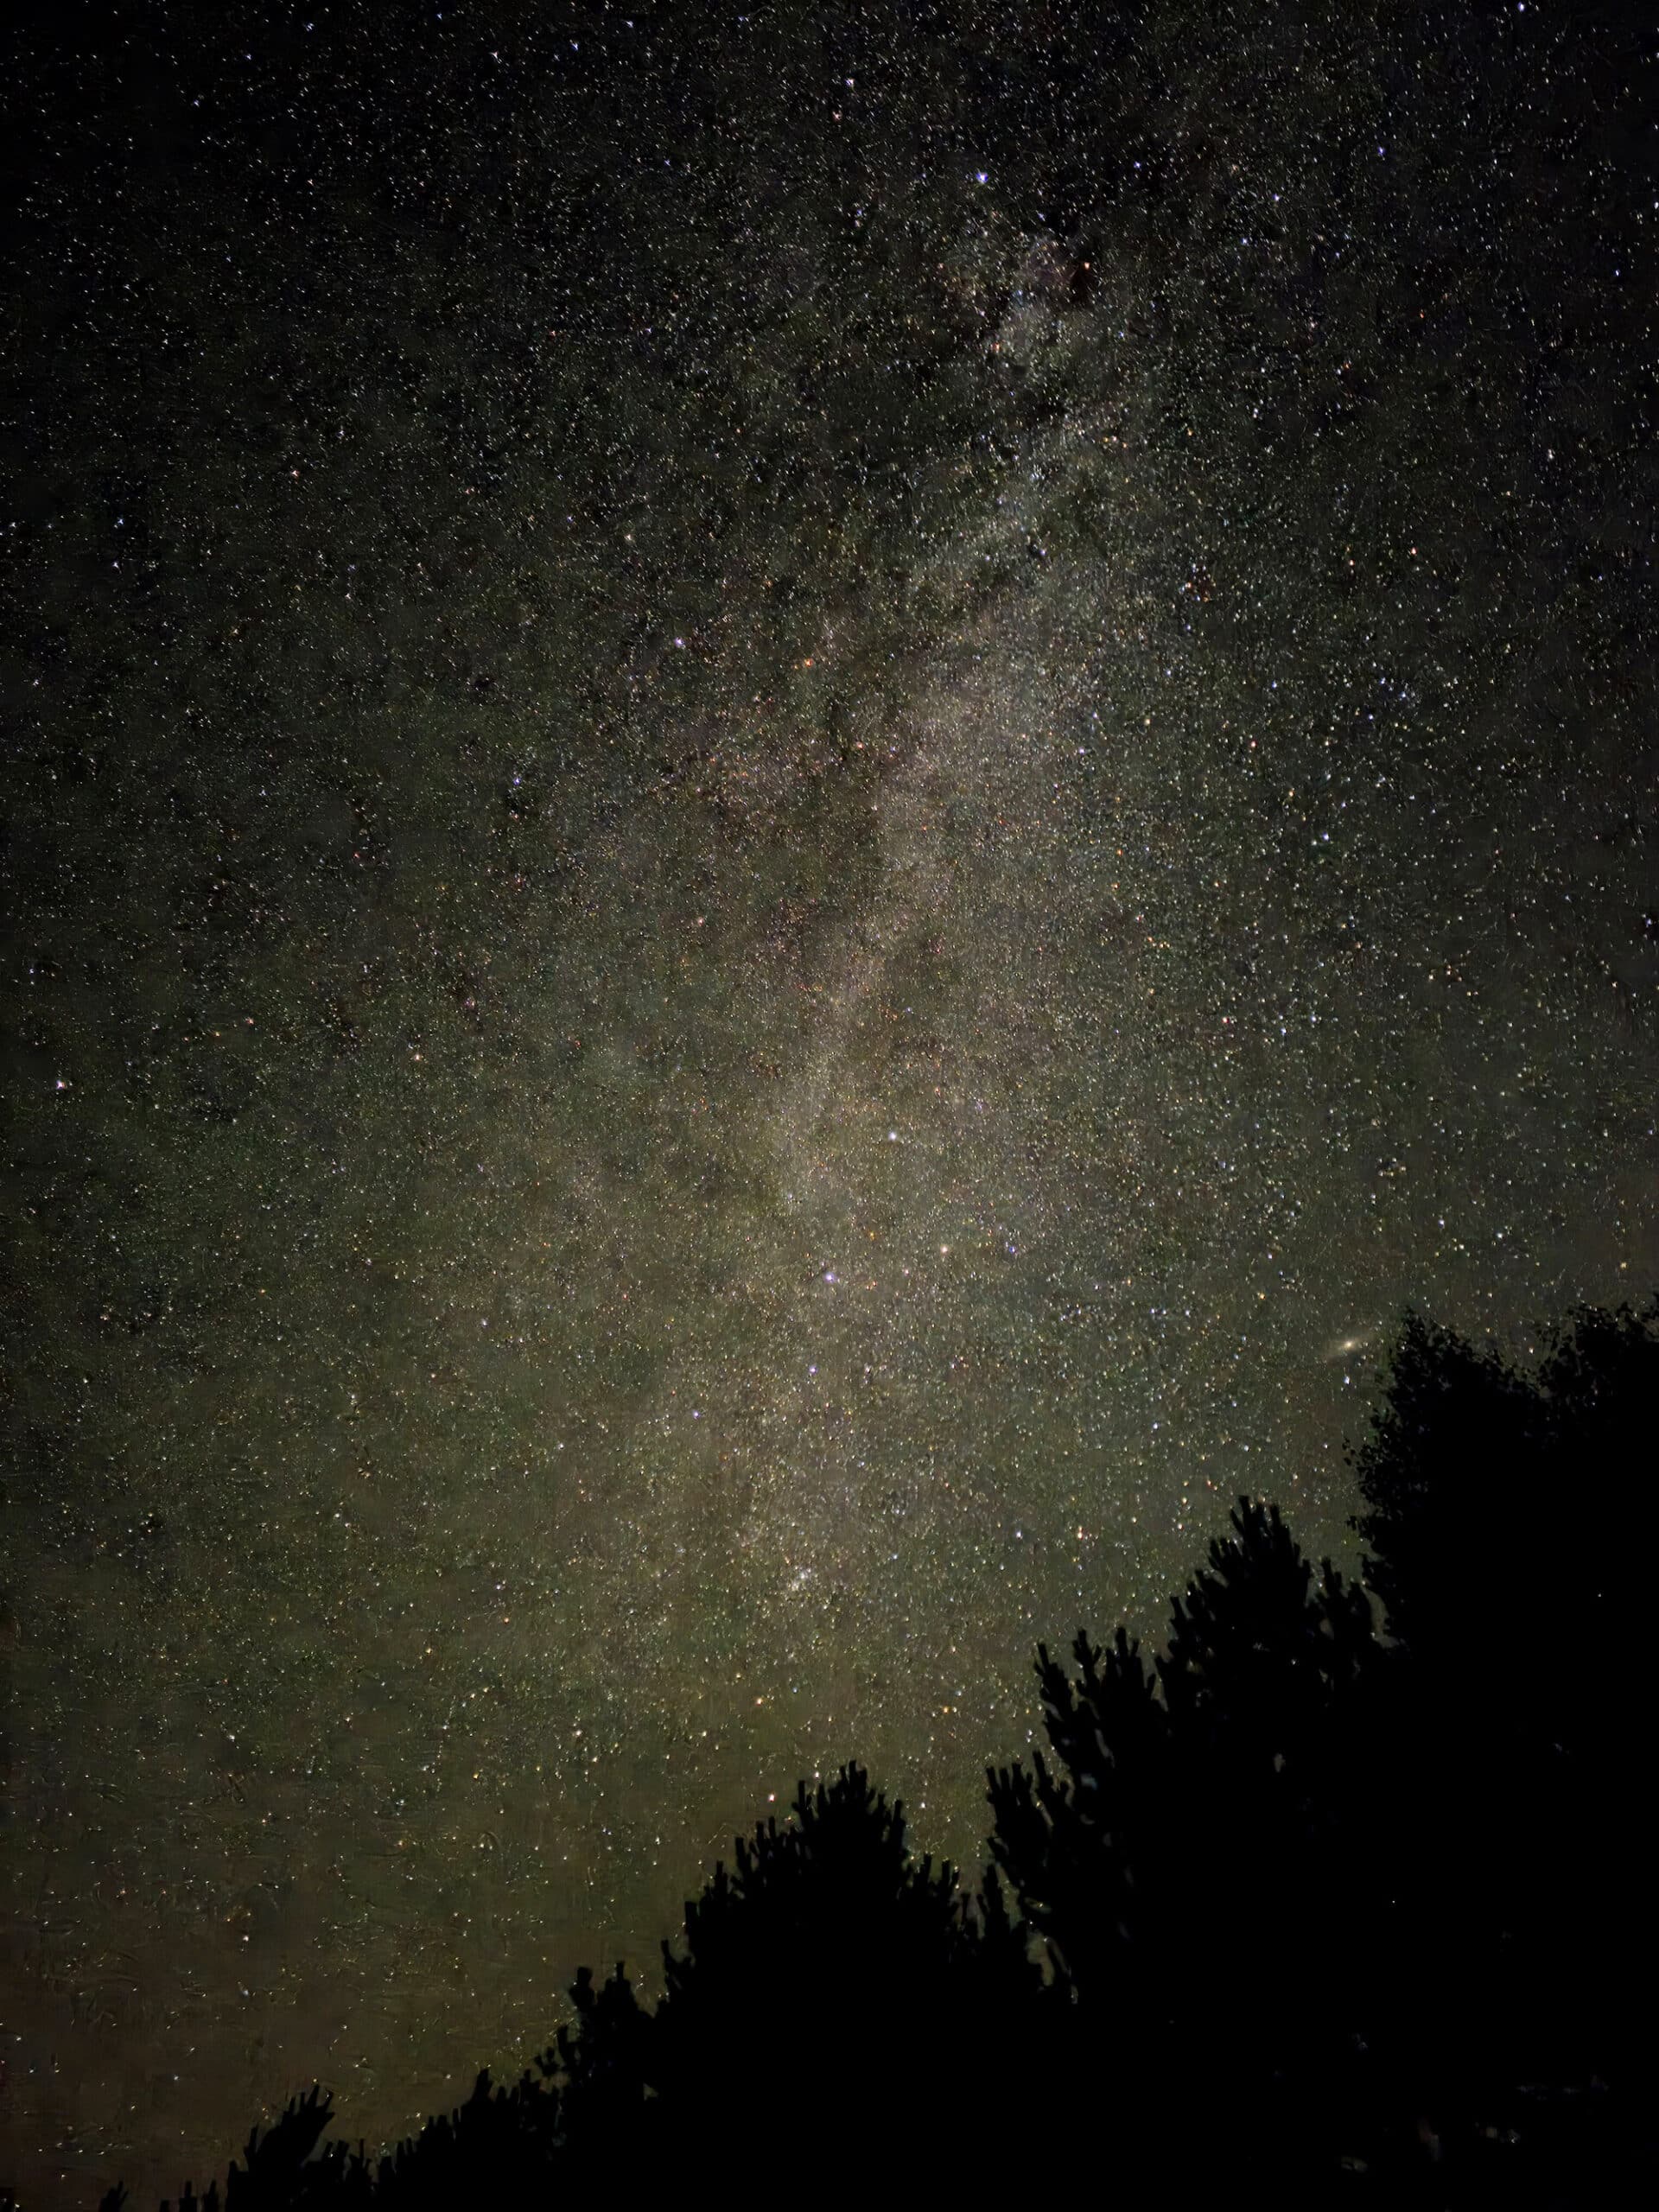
<box><xmin>69</xmin><ymin>1300</ymin><xmax>1655</xmax><ymax>2205</ymax></box>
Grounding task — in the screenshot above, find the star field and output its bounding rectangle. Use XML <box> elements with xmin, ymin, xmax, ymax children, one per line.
<box><xmin>3</xmin><ymin>4</ymin><xmax>1653</xmax><ymax>2204</ymax></box>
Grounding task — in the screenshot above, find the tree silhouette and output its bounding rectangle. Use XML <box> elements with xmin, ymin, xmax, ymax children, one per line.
<box><xmin>988</xmin><ymin>1497</ymin><xmax>1381</xmax><ymax>2194</ymax></box>
<box><xmin>982</xmin><ymin>1304</ymin><xmax>1656</xmax><ymax>2200</ymax></box>
<box><xmin>89</xmin><ymin>1764</ymin><xmax>1037</xmax><ymax>2202</ymax></box>
<box><xmin>1349</xmin><ymin>1299</ymin><xmax>1659</xmax><ymax>2157</ymax></box>
<box><xmin>649</xmin><ymin>1762</ymin><xmax>1038</xmax><ymax>2177</ymax></box>
<box><xmin>1353</xmin><ymin>1300</ymin><xmax>1657</xmax><ymax>1738</ymax></box>
<box><xmin>75</xmin><ymin>1299</ymin><xmax>1654</xmax><ymax>2209</ymax></box>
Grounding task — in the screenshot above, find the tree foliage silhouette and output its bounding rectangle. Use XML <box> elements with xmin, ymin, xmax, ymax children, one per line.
<box><xmin>649</xmin><ymin>1762</ymin><xmax>1034</xmax><ymax>2167</ymax></box>
<box><xmin>1353</xmin><ymin>1300</ymin><xmax>1656</xmax><ymax>1726</ymax></box>
<box><xmin>76</xmin><ymin>1299</ymin><xmax>1652</xmax><ymax>2209</ymax></box>
<box><xmin>1347</xmin><ymin>1298</ymin><xmax>1659</xmax><ymax>2139</ymax></box>
<box><xmin>983</xmin><ymin>1301</ymin><xmax>1656</xmax><ymax>2200</ymax></box>
<box><xmin>988</xmin><ymin>1497</ymin><xmax>1380</xmax><ymax>2193</ymax></box>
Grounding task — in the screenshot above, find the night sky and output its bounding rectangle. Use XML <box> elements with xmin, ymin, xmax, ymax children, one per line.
<box><xmin>4</xmin><ymin>3</ymin><xmax>1653</xmax><ymax>2203</ymax></box>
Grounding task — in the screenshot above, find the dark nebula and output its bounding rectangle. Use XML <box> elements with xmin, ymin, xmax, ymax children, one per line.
<box><xmin>3</xmin><ymin>3</ymin><xmax>1652</xmax><ymax>2203</ymax></box>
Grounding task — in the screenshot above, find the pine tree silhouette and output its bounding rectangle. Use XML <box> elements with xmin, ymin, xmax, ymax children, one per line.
<box><xmin>79</xmin><ymin>1300</ymin><xmax>1654</xmax><ymax>2209</ymax></box>
<box><xmin>1353</xmin><ymin>1300</ymin><xmax>1657</xmax><ymax>1745</ymax></box>
<box><xmin>1350</xmin><ymin>1300</ymin><xmax>1659</xmax><ymax>2176</ymax></box>
<box><xmin>988</xmin><ymin>1497</ymin><xmax>1381</xmax><ymax>2195</ymax></box>
<box><xmin>649</xmin><ymin>1761</ymin><xmax>1030</xmax><ymax>2176</ymax></box>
